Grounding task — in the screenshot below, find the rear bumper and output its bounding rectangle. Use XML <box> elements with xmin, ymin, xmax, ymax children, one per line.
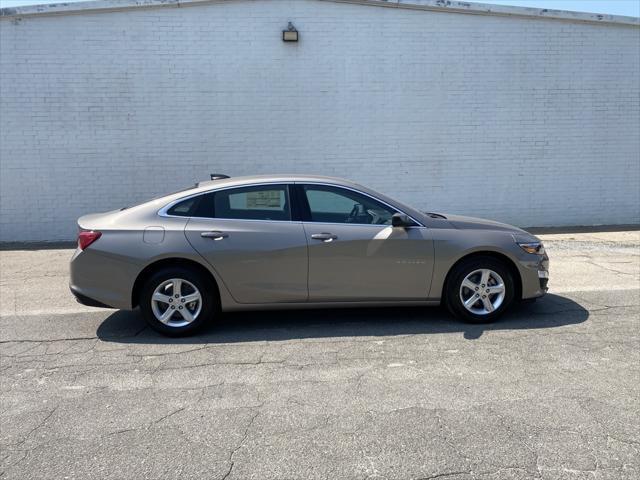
<box><xmin>69</xmin><ymin>247</ymin><xmax>138</xmax><ymax>310</ymax></box>
<box><xmin>69</xmin><ymin>285</ymin><xmax>114</xmax><ymax>309</ymax></box>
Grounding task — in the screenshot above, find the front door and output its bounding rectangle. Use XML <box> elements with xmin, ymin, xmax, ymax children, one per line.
<box><xmin>298</xmin><ymin>184</ymin><xmax>434</xmax><ymax>301</ymax></box>
<box><xmin>184</xmin><ymin>184</ymin><xmax>308</xmax><ymax>304</ymax></box>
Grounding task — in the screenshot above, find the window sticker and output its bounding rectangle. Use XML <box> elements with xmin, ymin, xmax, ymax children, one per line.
<box><xmin>246</xmin><ymin>190</ymin><xmax>283</xmax><ymax>210</ymax></box>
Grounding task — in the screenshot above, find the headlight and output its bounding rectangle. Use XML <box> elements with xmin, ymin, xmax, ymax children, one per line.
<box><xmin>518</xmin><ymin>242</ymin><xmax>545</xmax><ymax>255</ymax></box>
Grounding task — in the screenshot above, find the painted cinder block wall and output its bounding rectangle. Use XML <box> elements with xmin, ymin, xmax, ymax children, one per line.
<box><xmin>0</xmin><ymin>0</ymin><xmax>639</xmax><ymax>241</ymax></box>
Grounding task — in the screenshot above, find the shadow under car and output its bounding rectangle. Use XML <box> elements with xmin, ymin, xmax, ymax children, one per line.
<box><xmin>96</xmin><ymin>293</ymin><xmax>588</xmax><ymax>344</ymax></box>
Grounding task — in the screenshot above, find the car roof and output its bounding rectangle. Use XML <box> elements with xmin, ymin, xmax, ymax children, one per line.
<box><xmin>195</xmin><ymin>174</ymin><xmax>361</xmax><ymax>190</ymax></box>
<box><xmin>146</xmin><ymin>174</ymin><xmax>371</xmax><ymax>210</ymax></box>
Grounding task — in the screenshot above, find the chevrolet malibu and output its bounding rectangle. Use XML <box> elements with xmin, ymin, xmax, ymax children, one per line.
<box><xmin>70</xmin><ymin>175</ymin><xmax>549</xmax><ymax>336</ymax></box>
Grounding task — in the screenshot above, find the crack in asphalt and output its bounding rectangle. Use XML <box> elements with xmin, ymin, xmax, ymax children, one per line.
<box><xmin>417</xmin><ymin>472</ymin><xmax>472</xmax><ymax>479</ymax></box>
<box><xmin>433</xmin><ymin>409</ymin><xmax>474</xmax><ymax>469</ymax></box>
<box><xmin>0</xmin><ymin>336</ymin><xmax>98</xmax><ymax>344</ymax></box>
<box><xmin>157</xmin><ymin>358</ymin><xmax>288</xmax><ymax>371</ymax></box>
<box><xmin>5</xmin><ymin>408</ymin><xmax>57</xmax><ymax>448</ymax></box>
<box><xmin>220</xmin><ymin>408</ymin><xmax>262</xmax><ymax>480</ymax></box>
<box><xmin>153</xmin><ymin>406</ymin><xmax>186</xmax><ymax>425</ymax></box>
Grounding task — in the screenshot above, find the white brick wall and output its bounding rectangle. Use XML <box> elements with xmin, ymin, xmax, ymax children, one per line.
<box><xmin>1</xmin><ymin>0</ymin><xmax>639</xmax><ymax>241</ymax></box>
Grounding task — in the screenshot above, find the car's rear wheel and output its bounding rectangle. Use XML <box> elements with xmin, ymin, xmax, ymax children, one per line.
<box><xmin>445</xmin><ymin>257</ymin><xmax>515</xmax><ymax>323</ymax></box>
<box><xmin>140</xmin><ymin>267</ymin><xmax>217</xmax><ymax>336</ymax></box>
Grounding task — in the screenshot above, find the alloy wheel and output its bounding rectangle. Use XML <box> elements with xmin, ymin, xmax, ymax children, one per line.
<box><xmin>150</xmin><ymin>278</ymin><xmax>203</xmax><ymax>327</ymax></box>
<box><xmin>459</xmin><ymin>268</ymin><xmax>506</xmax><ymax>315</ymax></box>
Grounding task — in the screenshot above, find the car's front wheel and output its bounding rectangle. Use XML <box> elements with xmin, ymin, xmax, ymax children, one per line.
<box><xmin>140</xmin><ymin>267</ymin><xmax>217</xmax><ymax>336</ymax></box>
<box><xmin>445</xmin><ymin>257</ymin><xmax>515</xmax><ymax>323</ymax></box>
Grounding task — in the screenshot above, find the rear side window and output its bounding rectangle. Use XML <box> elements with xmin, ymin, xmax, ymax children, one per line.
<box><xmin>214</xmin><ymin>185</ymin><xmax>290</xmax><ymax>221</ymax></box>
<box><xmin>166</xmin><ymin>185</ymin><xmax>291</xmax><ymax>221</ymax></box>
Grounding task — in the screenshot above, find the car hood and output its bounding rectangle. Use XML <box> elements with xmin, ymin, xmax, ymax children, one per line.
<box><xmin>437</xmin><ymin>213</ymin><xmax>528</xmax><ymax>234</ymax></box>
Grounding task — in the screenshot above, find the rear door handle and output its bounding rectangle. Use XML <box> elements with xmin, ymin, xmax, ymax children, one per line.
<box><xmin>201</xmin><ymin>231</ymin><xmax>228</xmax><ymax>240</ymax></box>
<box><xmin>311</xmin><ymin>233</ymin><xmax>338</xmax><ymax>242</ymax></box>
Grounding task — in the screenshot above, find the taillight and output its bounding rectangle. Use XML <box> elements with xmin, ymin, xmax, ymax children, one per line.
<box><xmin>78</xmin><ymin>230</ymin><xmax>102</xmax><ymax>250</ymax></box>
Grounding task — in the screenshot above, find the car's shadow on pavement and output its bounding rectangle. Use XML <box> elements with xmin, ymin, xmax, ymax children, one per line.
<box><xmin>96</xmin><ymin>293</ymin><xmax>589</xmax><ymax>344</ymax></box>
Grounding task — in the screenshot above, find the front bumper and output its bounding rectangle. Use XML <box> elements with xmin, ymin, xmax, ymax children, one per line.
<box><xmin>518</xmin><ymin>251</ymin><xmax>549</xmax><ymax>300</ymax></box>
<box><xmin>538</xmin><ymin>269</ymin><xmax>549</xmax><ymax>294</ymax></box>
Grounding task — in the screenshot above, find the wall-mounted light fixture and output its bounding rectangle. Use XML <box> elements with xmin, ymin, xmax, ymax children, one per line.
<box><xmin>282</xmin><ymin>22</ymin><xmax>299</xmax><ymax>42</ymax></box>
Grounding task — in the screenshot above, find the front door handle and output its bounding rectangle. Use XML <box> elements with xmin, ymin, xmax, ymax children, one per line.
<box><xmin>311</xmin><ymin>233</ymin><xmax>338</xmax><ymax>242</ymax></box>
<box><xmin>201</xmin><ymin>231</ymin><xmax>228</xmax><ymax>240</ymax></box>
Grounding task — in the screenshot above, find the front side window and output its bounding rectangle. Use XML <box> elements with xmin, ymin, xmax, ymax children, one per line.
<box><xmin>302</xmin><ymin>185</ymin><xmax>397</xmax><ymax>225</ymax></box>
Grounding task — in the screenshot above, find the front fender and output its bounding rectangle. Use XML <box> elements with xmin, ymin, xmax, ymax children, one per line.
<box><xmin>428</xmin><ymin>229</ymin><xmax>528</xmax><ymax>299</ymax></box>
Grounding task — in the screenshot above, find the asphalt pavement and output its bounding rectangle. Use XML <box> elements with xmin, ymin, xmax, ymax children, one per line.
<box><xmin>1</xmin><ymin>230</ymin><xmax>639</xmax><ymax>479</ymax></box>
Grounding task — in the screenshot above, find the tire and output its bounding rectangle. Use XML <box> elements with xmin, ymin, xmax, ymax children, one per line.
<box><xmin>139</xmin><ymin>266</ymin><xmax>217</xmax><ymax>336</ymax></box>
<box><xmin>445</xmin><ymin>256</ymin><xmax>516</xmax><ymax>324</ymax></box>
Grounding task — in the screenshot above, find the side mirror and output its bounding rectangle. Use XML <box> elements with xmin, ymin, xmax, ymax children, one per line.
<box><xmin>391</xmin><ymin>213</ymin><xmax>413</xmax><ymax>228</ymax></box>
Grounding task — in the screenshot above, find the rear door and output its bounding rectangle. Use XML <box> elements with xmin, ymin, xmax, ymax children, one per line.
<box><xmin>297</xmin><ymin>183</ymin><xmax>434</xmax><ymax>302</ymax></box>
<box><xmin>183</xmin><ymin>184</ymin><xmax>308</xmax><ymax>304</ymax></box>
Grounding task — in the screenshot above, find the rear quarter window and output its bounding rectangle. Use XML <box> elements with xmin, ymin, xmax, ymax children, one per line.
<box><xmin>166</xmin><ymin>197</ymin><xmax>198</xmax><ymax>216</ymax></box>
<box><xmin>165</xmin><ymin>192</ymin><xmax>215</xmax><ymax>218</ymax></box>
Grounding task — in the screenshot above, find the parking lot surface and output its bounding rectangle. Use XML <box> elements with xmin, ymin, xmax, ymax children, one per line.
<box><xmin>1</xmin><ymin>230</ymin><xmax>639</xmax><ymax>479</ymax></box>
